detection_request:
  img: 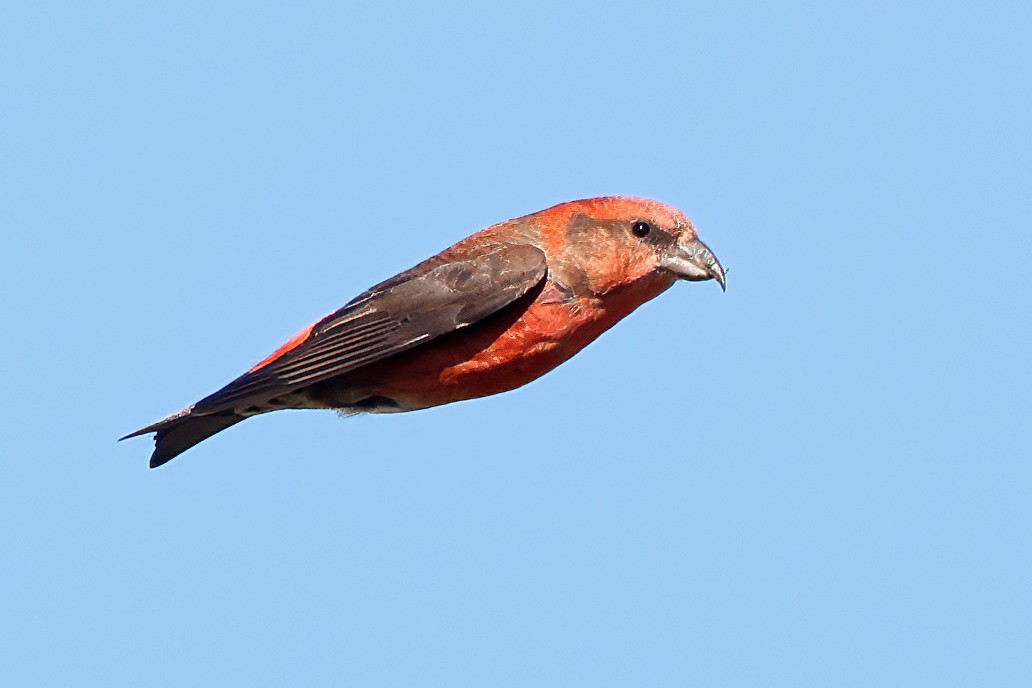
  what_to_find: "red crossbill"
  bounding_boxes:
[124,197,725,467]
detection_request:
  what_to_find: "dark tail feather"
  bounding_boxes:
[121,409,246,468]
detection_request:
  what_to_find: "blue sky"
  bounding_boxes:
[2,1,1029,685]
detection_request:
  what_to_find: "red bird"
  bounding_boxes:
[124,197,725,467]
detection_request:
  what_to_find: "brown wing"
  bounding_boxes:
[191,242,547,415]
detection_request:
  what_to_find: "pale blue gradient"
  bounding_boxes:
[2,2,1029,686]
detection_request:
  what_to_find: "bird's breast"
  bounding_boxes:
[337,275,673,410]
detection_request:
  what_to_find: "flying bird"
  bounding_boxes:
[124,197,725,467]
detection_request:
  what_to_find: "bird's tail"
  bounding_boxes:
[121,408,246,468]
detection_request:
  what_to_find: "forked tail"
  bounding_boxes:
[121,409,246,468]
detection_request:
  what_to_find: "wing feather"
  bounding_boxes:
[191,243,547,414]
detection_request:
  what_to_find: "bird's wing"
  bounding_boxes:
[191,243,547,415]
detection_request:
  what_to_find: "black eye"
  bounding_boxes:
[632,221,651,238]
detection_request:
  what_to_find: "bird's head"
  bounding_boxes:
[534,197,726,296]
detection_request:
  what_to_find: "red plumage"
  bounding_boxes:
[124,197,725,467]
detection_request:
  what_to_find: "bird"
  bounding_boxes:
[123,196,725,468]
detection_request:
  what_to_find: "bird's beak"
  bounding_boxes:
[660,236,726,291]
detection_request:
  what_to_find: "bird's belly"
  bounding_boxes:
[313,275,673,413]
[333,300,603,411]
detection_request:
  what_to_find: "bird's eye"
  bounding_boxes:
[632,221,651,238]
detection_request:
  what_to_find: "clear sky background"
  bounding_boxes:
[2,2,1029,686]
